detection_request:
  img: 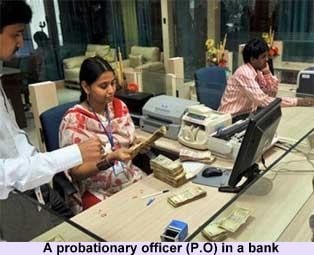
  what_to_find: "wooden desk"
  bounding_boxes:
[136,107,314,157]
[191,148,314,241]
[1,67,27,128]
[34,107,314,241]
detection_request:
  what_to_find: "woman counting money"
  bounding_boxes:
[59,56,149,213]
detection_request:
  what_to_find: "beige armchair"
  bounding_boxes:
[63,44,116,84]
[122,46,164,72]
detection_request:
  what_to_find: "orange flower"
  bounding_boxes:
[268,46,279,58]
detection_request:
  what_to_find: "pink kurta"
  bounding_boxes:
[59,98,144,212]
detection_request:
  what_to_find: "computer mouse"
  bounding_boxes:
[201,167,223,178]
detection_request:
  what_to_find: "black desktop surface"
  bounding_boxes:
[115,91,153,115]
[115,91,154,126]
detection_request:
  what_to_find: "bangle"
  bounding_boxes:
[96,154,114,171]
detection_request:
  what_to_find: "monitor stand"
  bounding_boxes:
[218,163,261,193]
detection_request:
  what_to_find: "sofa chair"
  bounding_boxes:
[122,46,164,72]
[63,44,116,85]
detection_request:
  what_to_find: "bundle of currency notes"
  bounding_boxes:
[179,148,215,164]
[167,186,207,207]
[201,222,228,241]
[202,206,252,241]
[130,126,166,158]
[150,154,187,187]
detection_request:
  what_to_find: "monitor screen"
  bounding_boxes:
[228,98,282,188]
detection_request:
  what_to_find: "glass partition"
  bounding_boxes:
[188,128,314,242]
[0,191,104,241]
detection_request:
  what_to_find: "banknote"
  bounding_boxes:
[130,126,167,157]
[219,206,251,233]
[202,222,228,241]
[167,186,206,207]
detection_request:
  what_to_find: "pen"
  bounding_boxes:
[142,189,170,199]
[146,198,155,206]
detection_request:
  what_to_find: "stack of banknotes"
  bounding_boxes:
[167,186,207,207]
[179,148,215,165]
[202,206,252,241]
[150,154,187,187]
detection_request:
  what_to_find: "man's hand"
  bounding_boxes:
[297,97,314,107]
[261,62,271,75]
[78,138,104,162]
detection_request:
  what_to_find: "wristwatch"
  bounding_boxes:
[96,154,114,171]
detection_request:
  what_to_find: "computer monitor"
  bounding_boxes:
[219,98,282,193]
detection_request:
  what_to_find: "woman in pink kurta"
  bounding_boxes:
[59,56,145,213]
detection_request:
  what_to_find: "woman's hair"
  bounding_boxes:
[0,0,32,32]
[79,56,115,102]
[242,38,269,63]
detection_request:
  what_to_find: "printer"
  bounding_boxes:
[297,67,314,96]
[140,95,199,139]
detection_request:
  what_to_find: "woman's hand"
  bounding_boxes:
[107,148,132,163]
[133,138,151,154]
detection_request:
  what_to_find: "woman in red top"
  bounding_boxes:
[59,56,146,213]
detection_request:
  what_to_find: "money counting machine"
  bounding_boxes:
[178,104,232,150]
[140,95,199,139]
[207,119,249,160]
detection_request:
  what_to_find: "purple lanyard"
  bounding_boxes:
[90,105,114,150]
[96,109,115,149]
[88,102,127,177]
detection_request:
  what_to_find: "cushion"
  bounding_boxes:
[128,54,143,68]
[96,46,110,56]
[130,46,160,62]
[100,48,115,63]
[85,51,95,57]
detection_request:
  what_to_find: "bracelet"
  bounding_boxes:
[96,154,114,171]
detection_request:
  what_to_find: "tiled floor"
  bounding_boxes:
[23,87,80,149]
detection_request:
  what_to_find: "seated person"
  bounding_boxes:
[218,38,314,120]
[59,56,146,213]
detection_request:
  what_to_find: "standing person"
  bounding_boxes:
[218,38,314,121]
[0,1,106,208]
[59,56,146,213]
[0,0,107,241]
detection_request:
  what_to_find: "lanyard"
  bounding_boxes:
[89,102,125,176]
[0,85,9,112]
[95,108,115,150]
[87,101,114,149]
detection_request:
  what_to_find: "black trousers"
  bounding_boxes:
[0,184,73,241]
[24,184,73,218]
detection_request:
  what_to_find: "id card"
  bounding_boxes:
[113,161,125,176]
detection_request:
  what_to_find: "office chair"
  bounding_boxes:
[194,66,227,110]
[40,101,77,199]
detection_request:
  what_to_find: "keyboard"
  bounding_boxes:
[213,119,249,141]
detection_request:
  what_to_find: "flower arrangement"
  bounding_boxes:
[262,27,279,58]
[205,34,228,68]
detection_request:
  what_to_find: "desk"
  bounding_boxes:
[34,107,314,241]
[191,144,314,241]
[1,67,26,128]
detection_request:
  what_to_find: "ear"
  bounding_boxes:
[81,81,90,95]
